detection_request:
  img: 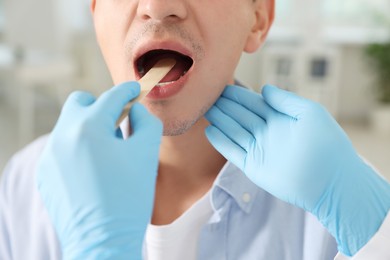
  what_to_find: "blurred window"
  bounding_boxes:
[310,58,328,79]
[276,57,292,77]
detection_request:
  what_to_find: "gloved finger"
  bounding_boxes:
[205,106,254,153]
[129,103,163,142]
[205,125,246,171]
[67,91,96,107]
[94,81,141,125]
[59,91,96,117]
[215,97,267,137]
[261,85,309,119]
[222,85,276,121]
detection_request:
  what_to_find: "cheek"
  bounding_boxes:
[204,0,252,38]
[93,6,135,84]
[96,34,132,84]
[201,6,252,73]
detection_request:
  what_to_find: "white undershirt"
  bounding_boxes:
[144,192,213,260]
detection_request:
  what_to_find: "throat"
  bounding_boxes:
[159,118,227,181]
[152,164,216,225]
[137,49,193,83]
[153,120,226,225]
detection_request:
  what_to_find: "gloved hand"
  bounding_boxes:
[205,84,390,256]
[36,82,162,260]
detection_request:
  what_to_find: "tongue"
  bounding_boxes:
[143,53,189,83]
[159,62,187,83]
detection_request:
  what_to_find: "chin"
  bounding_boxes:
[163,128,186,137]
[149,97,214,136]
[161,115,201,136]
[162,120,194,136]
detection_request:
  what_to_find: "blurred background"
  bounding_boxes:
[0,0,389,179]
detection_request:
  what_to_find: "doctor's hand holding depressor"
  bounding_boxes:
[205,85,390,257]
[35,82,163,260]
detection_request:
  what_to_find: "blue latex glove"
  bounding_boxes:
[205,85,390,256]
[36,82,162,259]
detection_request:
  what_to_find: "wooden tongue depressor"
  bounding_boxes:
[116,58,176,127]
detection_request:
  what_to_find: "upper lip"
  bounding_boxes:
[133,40,194,80]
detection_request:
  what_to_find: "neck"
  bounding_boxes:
[152,117,226,225]
[159,117,226,181]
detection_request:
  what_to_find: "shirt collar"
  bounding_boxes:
[210,161,260,214]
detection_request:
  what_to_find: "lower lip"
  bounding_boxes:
[145,70,190,100]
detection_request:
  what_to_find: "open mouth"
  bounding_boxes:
[136,49,193,86]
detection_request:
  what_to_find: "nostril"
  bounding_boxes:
[137,2,187,21]
[140,14,152,21]
[139,14,178,21]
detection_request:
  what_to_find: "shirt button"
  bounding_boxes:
[242,192,251,203]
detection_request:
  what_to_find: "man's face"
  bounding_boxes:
[92,0,274,136]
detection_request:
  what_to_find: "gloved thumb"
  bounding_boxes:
[261,85,309,119]
[129,103,163,141]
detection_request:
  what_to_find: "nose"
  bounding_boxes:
[137,0,187,22]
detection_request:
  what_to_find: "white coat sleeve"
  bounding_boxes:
[0,135,62,260]
[334,210,390,260]
[0,159,15,260]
